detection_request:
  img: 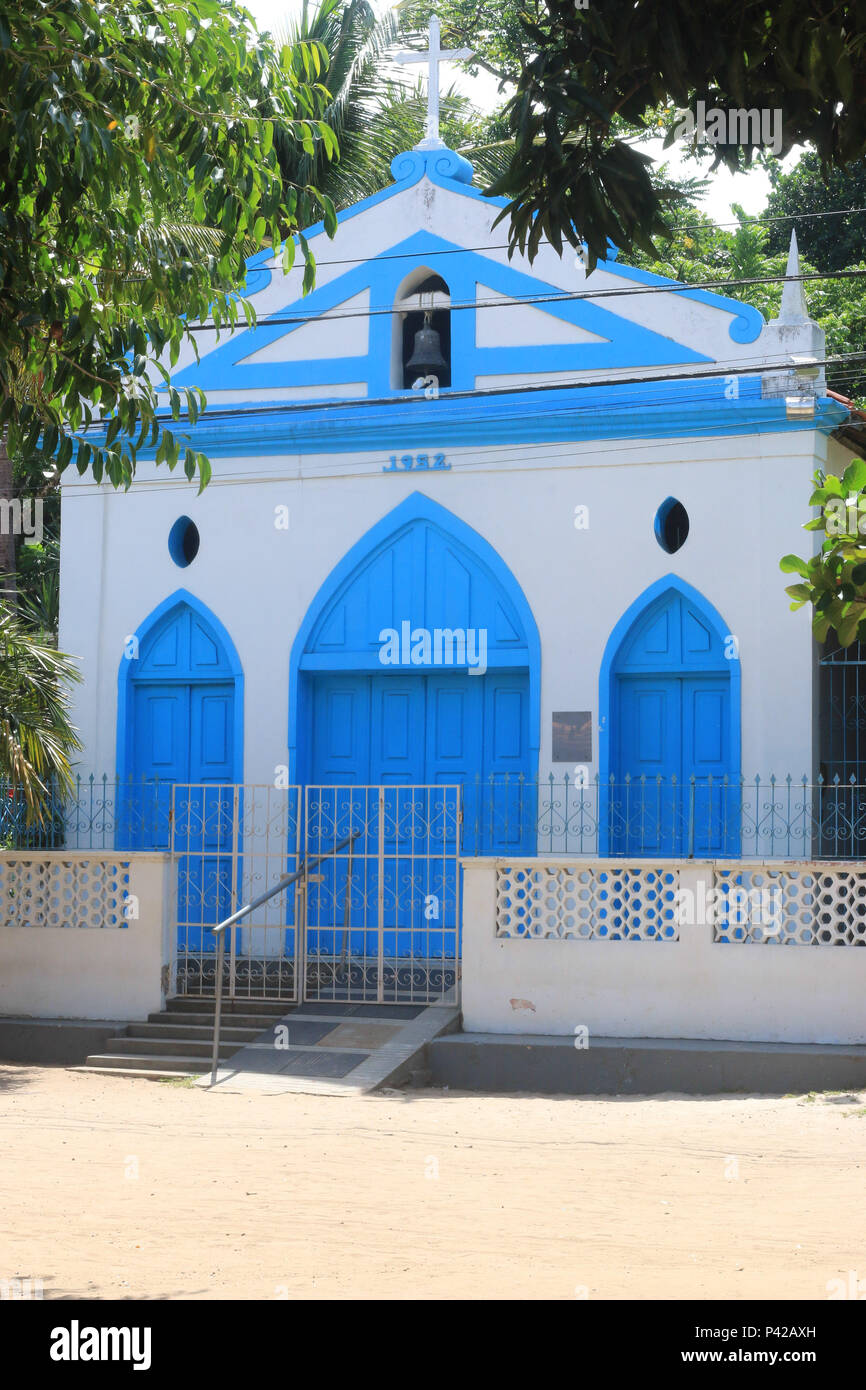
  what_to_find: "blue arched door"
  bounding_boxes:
[291,495,540,956]
[119,593,242,952]
[604,580,741,856]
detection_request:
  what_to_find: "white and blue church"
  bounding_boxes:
[57,44,866,1015]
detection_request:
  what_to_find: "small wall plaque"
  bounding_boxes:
[552,711,592,763]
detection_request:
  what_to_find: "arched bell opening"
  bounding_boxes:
[391,266,451,389]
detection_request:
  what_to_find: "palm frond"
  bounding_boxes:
[270,0,400,200]
[0,603,81,817]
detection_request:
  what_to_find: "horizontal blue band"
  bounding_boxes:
[115,379,848,459]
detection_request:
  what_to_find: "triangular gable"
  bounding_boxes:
[475,287,608,347]
[168,229,714,401]
[241,290,370,365]
[463,248,712,377]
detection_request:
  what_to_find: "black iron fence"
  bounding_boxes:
[4,772,866,860]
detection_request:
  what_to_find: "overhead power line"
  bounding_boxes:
[60,429,849,499]
[277,203,866,271]
[181,265,866,334]
[72,202,866,282]
[92,346,866,435]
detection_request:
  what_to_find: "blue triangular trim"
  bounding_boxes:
[598,260,765,343]
[169,229,713,398]
[161,144,764,395]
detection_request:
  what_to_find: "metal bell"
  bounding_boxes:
[406,311,447,375]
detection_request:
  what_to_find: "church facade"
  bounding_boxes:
[52,125,866,1046]
[60,141,858,848]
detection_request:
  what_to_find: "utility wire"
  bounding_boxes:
[289,203,866,270]
[60,422,858,498]
[93,202,866,281]
[132,347,866,429]
[182,265,866,333]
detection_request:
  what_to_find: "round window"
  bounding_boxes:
[654,497,689,554]
[168,516,200,568]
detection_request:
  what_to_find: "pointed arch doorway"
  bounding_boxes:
[290,494,540,966]
[291,494,540,843]
[117,590,243,958]
[600,577,741,856]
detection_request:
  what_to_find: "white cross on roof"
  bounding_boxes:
[394,15,473,150]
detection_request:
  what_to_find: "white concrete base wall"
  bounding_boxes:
[462,861,866,1045]
[0,854,175,1021]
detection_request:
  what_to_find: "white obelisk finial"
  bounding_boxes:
[394,15,472,150]
[776,228,811,324]
[760,226,826,400]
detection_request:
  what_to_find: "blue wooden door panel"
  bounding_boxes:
[307,669,532,956]
[303,510,530,672]
[307,673,368,950]
[426,674,481,859]
[190,686,234,779]
[127,602,240,962]
[131,684,189,848]
[482,674,533,855]
[310,675,370,786]
[181,685,236,953]
[424,676,481,953]
[370,676,426,785]
[308,675,372,956]
[682,677,739,855]
[188,686,236,860]
[617,677,682,855]
[610,586,739,858]
[370,677,427,956]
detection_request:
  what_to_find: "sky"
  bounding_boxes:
[245,0,802,229]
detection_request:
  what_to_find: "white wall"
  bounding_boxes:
[461,859,866,1045]
[0,854,174,1021]
[59,426,826,792]
[56,158,838,793]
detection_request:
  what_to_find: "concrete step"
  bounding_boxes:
[103,1036,241,1060]
[74,1000,286,1079]
[147,1010,283,1031]
[165,997,289,1017]
[130,1022,262,1043]
[82,1053,207,1075]
[70,1066,196,1082]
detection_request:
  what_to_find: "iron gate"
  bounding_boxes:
[819,636,866,856]
[170,783,461,1005]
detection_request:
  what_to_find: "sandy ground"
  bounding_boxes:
[0,1065,864,1301]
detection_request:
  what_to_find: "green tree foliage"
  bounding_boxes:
[270,0,399,209]
[327,77,513,200]
[269,0,512,207]
[0,0,339,491]
[782,461,866,648]
[765,153,866,274]
[485,0,866,267]
[399,0,539,86]
[624,206,866,404]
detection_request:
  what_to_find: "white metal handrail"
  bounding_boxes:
[207,833,357,1085]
